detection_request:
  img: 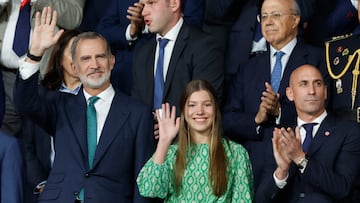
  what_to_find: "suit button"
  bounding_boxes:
[85,173,90,177]
[299,193,305,198]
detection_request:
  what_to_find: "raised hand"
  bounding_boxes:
[28,7,64,58]
[126,2,145,38]
[153,103,180,164]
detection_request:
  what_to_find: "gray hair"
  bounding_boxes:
[70,32,112,62]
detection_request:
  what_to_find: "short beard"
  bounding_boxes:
[79,71,111,89]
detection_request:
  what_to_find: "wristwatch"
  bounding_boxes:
[297,157,308,170]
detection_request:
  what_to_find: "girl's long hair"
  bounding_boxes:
[174,80,228,197]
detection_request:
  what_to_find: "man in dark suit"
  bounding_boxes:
[97,0,206,95]
[131,0,223,115]
[256,64,360,203]
[222,0,325,190]
[14,8,155,203]
[0,131,24,203]
[214,0,317,94]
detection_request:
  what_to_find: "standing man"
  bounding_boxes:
[256,64,360,203]
[131,0,224,114]
[14,7,155,203]
[222,0,325,190]
[0,0,85,137]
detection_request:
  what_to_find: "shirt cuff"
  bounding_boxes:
[351,0,358,9]
[273,171,288,189]
[19,57,40,80]
[126,24,138,42]
[275,107,282,124]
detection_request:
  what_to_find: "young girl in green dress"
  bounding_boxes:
[137,80,254,202]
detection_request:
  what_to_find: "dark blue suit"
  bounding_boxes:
[256,114,360,203]
[0,131,24,203]
[131,22,224,113]
[14,73,155,203]
[222,39,325,189]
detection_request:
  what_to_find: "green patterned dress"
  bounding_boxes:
[137,139,254,202]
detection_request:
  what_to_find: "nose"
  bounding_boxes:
[308,84,316,95]
[142,4,148,16]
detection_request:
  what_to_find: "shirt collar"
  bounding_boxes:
[297,110,328,127]
[59,83,82,95]
[270,37,297,57]
[83,84,115,103]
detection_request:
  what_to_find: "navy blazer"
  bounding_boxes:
[256,114,360,203]
[222,39,325,189]
[131,22,224,112]
[0,131,24,203]
[14,73,155,203]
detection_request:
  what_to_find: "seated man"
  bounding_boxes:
[256,64,360,203]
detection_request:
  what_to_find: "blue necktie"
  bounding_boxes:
[13,1,31,57]
[302,123,317,154]
[87,96,99,168]
[271,51,285,92]
[153,38,169,109]
[79,96,99,201]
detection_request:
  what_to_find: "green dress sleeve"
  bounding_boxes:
[226,140,254,203]
[136,145,177,199]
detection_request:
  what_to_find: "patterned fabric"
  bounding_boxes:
[137,139,254,202]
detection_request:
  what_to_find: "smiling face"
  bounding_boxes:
[73,37,114,93]
[260,0,300,50]
[286,65,327,121]
[184,90,214,142]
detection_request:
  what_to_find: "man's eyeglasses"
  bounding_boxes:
[257,11,297,23]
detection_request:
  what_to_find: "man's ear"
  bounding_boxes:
[170,0,180,11]
[286,87,294,101]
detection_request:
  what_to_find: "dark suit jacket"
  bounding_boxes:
[222,39,325,189]
[256,114,360,203]
[21,87,60,203]
[131,22,224,112]
[14,73,155,203]
[0,131,24,203]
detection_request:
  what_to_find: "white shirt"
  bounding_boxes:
[269,38,297,78]
[83,86,115,144]
[351,0,358,9]
[154,18,183,79]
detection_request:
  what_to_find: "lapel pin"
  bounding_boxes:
[325,131,330,136]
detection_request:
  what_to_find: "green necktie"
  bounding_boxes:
[79,96,99,201]
[87,96,99,168]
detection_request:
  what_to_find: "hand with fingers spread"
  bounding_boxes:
[126,2,145,38]
[28,7,64,60]
[153,103,180,164]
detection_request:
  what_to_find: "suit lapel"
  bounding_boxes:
[64,90,88,162]
[163,24,189,98]
[92,93,130,168]
[308,115,335,155]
